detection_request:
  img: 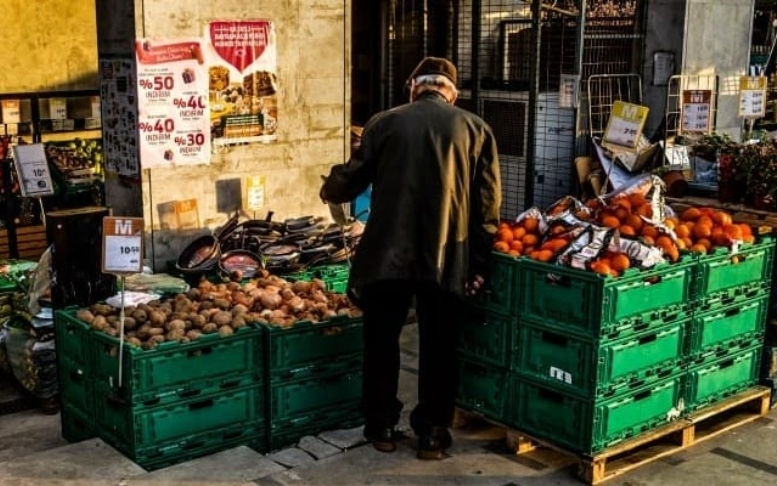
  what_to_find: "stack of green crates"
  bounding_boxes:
[456,252,521,422]
[55,309,265,470]
[260,315,364,450]
[510,255,694,454]
[684,237,775,412]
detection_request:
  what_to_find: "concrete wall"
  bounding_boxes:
[97,0,352,270]
[682,0,754,141]
[0,0,98,92]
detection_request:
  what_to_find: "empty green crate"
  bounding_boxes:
[467,251,522,316]
[687,297,768,359]
[685,345,761,412]
[262,316,363,382]
[510,375,685,454]
[455,357,511,423]
[54,310,92,366]
[95,382,263,455]
[267,404,363,451]
[693,237,775,301]
[517,319,685,398]
[58,357,94,416]
[269,370,362,423]
[91,325,263,404]
[518,257,694,337]
[127,424,265,471]
[457,307,518,368]
[61,400,96,443]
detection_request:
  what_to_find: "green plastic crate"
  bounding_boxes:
[518,256,694,337]
[687,297,768,359]
[126,424,264,471]
[517,319,685,398]
[60,400,96,443]
[54,310,92,366]
[90,324,263,406]
[262,316,363,382]
[267,404,363,451]
[510,374,685,454]
[269,370,362,423]
[685,345,761,412]
[95,382,263,455]
[467,251,522,317]
[693,237,775,302]
[455,357,511,423]
[58,357,94,416]
[457,307,518,368]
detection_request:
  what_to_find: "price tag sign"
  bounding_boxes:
[174,199,199,229]
[1,99,21,124]
[603,101,649,149]
[12,144,54,197]
[681,90,712,133]
[246,175,266,210]
[48,98,68,120]
[102,217,145,275]
[738,76,767,118]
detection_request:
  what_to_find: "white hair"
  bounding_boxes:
[410,74,458,103]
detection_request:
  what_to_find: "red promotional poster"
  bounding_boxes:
[135,38,212,168]
[204,20,279,145]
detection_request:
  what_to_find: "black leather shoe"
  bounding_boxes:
[364,426,398,453]
[416,427,452,460]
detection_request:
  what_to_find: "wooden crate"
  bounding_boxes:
[0,225,47,261]
[455,386,771,485]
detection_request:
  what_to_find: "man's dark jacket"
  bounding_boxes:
[321,91,502,303]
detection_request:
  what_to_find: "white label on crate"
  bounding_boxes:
[550,366,573,384]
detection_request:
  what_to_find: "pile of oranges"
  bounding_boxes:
[671,206,754,254]
[493,217,545,260]
[589,250,632,277]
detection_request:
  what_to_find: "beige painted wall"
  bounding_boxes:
[0,0,98,92]
[130,0,352,269]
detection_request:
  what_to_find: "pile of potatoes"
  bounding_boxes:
[75,272,362,350]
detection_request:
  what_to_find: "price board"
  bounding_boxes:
[681,90,712,133]
[738,76,767,118]
[12,144,55,197]
[102,217,144,275]
[603,101,649,149]
[246,175,266,210]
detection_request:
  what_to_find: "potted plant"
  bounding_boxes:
[743,139,777,211]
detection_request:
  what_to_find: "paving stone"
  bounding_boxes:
[297,435,341,460]
[133,446,285,482]
[318,426,368,450]
[267,447,316,468]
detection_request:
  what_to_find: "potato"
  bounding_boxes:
[186,288,201,301]
[166,329,186,342]
[189,313,207,328]
[211,311,233,327]
[202,323,218,334]
[218,325,234,337]
[291,280,311,294]
[231,315,247,329]
[186,330,203,341]
[148,311,166,327]
[127,337,142,347]
[232,304,249,315]
[76,309,95,324]
[165,319,187,332]
[147,327,165,336]
[90,315,108,331]
[213,298,232,311]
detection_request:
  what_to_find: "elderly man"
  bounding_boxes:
[320,57,501,459]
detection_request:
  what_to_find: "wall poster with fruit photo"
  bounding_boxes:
[204,20,279,146]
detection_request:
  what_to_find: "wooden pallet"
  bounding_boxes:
[0,225,47,261]
[457,386,771,485]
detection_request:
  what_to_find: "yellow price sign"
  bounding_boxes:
[603,101,649,149]
[738,76,767,118]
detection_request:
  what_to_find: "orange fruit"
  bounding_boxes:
[712,211,733,227]
[497,228,513,243]
[512,226,527,240]
[641,225,658,239]
[550,224,566,235]
[681,237,694,249]
[710,227,728,247]
[697,238,712,251]
[611,197,632,212]
[723,224,743,241]
[655,235,674,251]
[523,217,539,233]
[743,234,756,244]
[675,238,687,250]
[681,207,702,221]
[510,240,524,253]
[499,221,511,231]
[697,215,713,228]
[494,241,510,253]
[690,243,708,254]
[740,224,753,236]
[665,216,679,229]
[534,249,554,262]
[600,215,621,229]
[642,235,655,246]
[674,224,691,239]
[619,225,637,237]
[590,260,613,277]
[666,245,680,262]
[523,246,535,254]
[693,222,712,239]
[628,193,647,208]
[508,249,521,257]
[625,214,644,232]
[541,238,569,253]
[610,254,631,272]
[522,234,539,248]
[635,203,653,218]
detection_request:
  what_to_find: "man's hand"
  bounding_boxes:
[466,275,484,296]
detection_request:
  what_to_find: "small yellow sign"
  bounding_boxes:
[246,176,266,211]
[603,101,649,149]
[738,76,768,118]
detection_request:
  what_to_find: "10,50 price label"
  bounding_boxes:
[102,217,145,275]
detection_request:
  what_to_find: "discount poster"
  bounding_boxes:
[204,20,279,145]
[135,38,212,167]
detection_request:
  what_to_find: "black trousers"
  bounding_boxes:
[359,280,462,434]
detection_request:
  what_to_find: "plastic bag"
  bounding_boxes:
[5,316,57,399]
